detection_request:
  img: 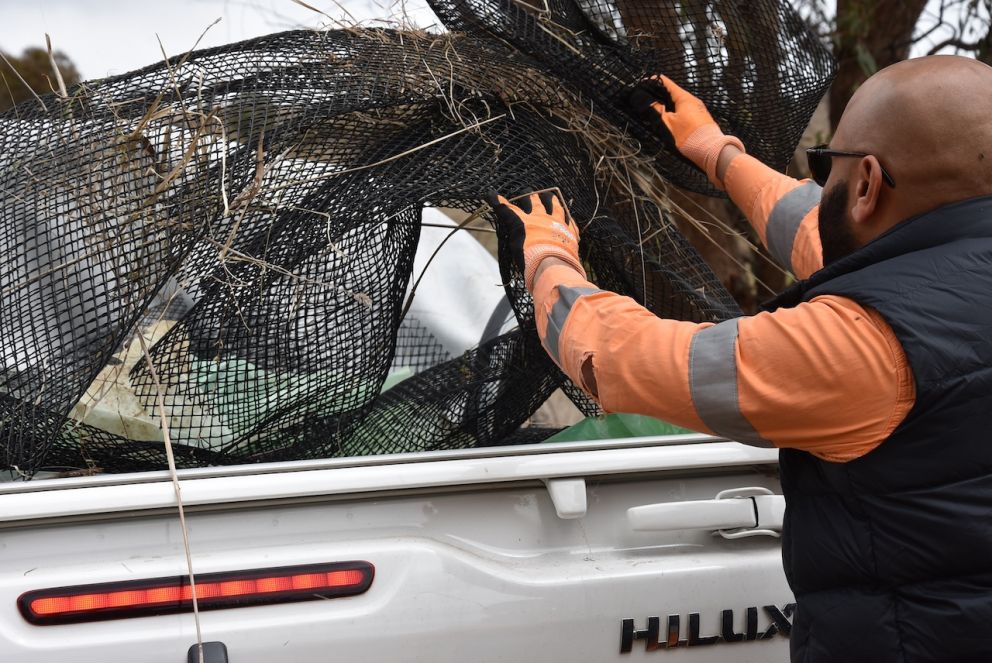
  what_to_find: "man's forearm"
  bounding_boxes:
[718,146,824,278]
[530,258,912,461]
[530,258,715,434]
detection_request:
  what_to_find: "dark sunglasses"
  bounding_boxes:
[806,144,896,189]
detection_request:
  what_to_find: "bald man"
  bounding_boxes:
[488,55,992,662]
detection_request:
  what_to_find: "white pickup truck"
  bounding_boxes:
[0,131,795,663]
[0,433,794,662]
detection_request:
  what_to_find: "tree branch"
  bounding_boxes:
[926,35,984,56]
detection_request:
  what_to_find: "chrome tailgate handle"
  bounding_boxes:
[627,487,784,538]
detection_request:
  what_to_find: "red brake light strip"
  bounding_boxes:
[19,561,374,625]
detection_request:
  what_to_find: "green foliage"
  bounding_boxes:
[0,47,82,112]
[854,42,878,76]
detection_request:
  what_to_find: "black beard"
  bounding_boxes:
[818,181,859,266]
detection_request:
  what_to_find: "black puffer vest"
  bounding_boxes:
[764,195,992,663]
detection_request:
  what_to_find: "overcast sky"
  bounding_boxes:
[0,0,440,79]
[0,0,982,82]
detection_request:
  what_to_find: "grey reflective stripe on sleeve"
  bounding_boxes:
[688,319,773,447]
[543,286,602,365]
[766,180,822,272]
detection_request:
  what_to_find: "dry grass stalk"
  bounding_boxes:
[44,34,68,99]
[135,328,205,662]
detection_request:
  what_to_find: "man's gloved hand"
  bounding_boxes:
[486,190,585,292]
[629,75,745,189]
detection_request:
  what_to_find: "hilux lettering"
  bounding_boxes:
[620,604,796,653]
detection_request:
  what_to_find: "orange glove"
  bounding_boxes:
[629,75,745,189]
[487,190,585,292]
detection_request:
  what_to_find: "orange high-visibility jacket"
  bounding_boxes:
[536,154,915,461]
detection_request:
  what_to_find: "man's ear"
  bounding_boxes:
[850,155,883,226]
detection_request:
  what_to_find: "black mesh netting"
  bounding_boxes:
[0,1,834,475]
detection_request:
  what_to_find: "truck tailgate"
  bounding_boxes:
[0,439,793,662]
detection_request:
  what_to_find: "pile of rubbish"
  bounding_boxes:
[0,0,834,475]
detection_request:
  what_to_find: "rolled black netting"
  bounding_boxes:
[0,2,834,475]
[430,0,835,194]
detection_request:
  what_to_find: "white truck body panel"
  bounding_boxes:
[0,436,794,662]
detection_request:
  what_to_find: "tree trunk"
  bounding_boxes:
[976,19,992,66]
[829,0,928,130]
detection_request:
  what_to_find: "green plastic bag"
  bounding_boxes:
[545,413,692,443]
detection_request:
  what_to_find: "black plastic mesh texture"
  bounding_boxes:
[430,0,836,194]
[0,2,834,475]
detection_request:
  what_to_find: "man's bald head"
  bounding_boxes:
[821,56,992,255]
